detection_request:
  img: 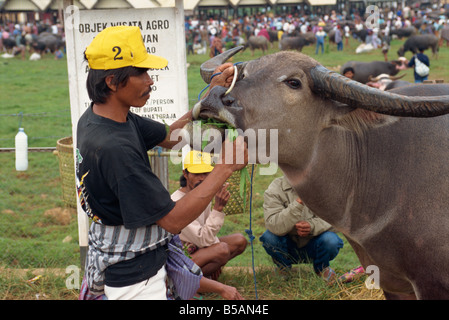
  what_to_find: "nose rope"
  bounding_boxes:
[245,163,258,300]
[197,72,219,101]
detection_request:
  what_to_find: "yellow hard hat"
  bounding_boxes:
[85,26,168,70]
[183,151,214,173]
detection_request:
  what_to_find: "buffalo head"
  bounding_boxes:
[196,46,449,120]
[191,46,449,166]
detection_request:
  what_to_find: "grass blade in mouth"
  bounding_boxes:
[197,118,235,150]
[197,118,250,213]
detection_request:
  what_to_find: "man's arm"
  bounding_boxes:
[157,137,247,234]
[263,183,307,236]
[157,109,192,150]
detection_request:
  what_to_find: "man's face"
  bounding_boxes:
[115,71,154,108]
[344,71,354,79]
[184,170,210,191]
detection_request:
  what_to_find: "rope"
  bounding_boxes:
[197,72,222,101]
[196,62,259,299]
[153,146,163,157]
[245,164,258,299]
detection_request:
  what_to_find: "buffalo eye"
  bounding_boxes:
[285,78,302,89]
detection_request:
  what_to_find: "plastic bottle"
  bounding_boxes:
[15,127,28,171]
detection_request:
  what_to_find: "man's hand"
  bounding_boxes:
[216,135,248,173]
[210,63,234,88]
[295,221,311,237]
[218,284,245,300]
[213,183,230,212]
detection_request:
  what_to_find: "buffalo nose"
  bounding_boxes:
[222,92,235,106]
[201,86,228,111]
[208,85,235,106]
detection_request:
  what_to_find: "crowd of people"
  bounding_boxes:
[184,4,449,57]
[2,4,449,60]
[0,20,64,60]
[183,5,447,85]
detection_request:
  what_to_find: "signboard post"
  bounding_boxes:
[64,1,188,268]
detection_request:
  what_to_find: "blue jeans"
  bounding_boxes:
[337,41,343,51]
[315,41,324,54]
[414,75,428,83]
[259,230,343,273]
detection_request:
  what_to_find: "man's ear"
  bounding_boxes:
[105,75,117,92]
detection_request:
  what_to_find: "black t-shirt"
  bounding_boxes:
[76,105,175,229]
[76,105,176,287]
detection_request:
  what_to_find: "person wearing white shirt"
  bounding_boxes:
[171,151,248,280]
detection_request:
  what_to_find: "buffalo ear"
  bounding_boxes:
[329,109,398,134]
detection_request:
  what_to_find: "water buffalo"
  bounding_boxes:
[397,34,439,58]
[280,35,314,52]
[31,32,64,54]
[352,28,368,42]
[1,38,16,51]
[390,26,417,39]
[193,47,449,299]
[243,35,268,56]
[340,60,408,84]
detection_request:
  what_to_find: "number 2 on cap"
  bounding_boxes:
[112,46,123,60]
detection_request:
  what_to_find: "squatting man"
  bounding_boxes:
[260,176,344,283]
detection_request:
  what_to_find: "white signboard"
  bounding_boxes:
[64,3,187,262]
[65,6,188,127]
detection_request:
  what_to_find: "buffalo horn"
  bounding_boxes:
[200,46,246,84]
[388,73,407,81]
[369,73,406,82]
[311,65,449,117]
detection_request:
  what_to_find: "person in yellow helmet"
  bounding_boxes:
[171,150,248,282]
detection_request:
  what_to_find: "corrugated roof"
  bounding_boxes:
[3,0,39,10]
[0,0,335,12]
[307,0,336,5]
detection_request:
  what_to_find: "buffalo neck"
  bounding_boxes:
[279,117,421,236]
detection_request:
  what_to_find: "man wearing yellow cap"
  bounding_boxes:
[76,26,247,300]
[171,151,247,281]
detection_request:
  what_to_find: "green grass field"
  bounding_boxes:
[1,36,448,300]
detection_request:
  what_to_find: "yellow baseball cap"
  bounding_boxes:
[183,151,214,174]
[85,26,168,70]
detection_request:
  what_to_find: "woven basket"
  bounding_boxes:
[55,137,77,208]
[214,165,255,215]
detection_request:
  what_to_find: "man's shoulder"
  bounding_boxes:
[267,176,282,188]
[266,176,293,196]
